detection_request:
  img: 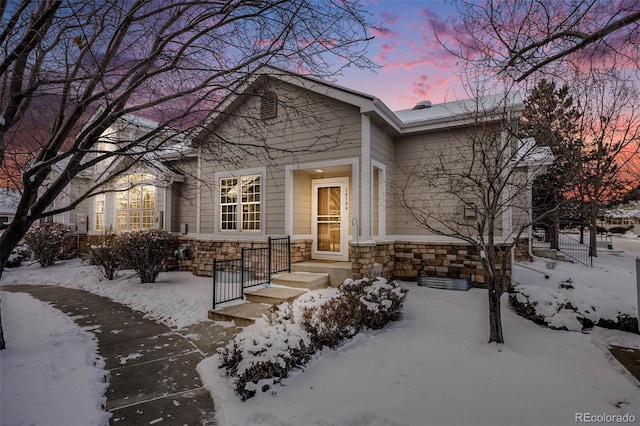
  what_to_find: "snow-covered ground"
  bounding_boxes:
[0,291,110,426]
[2,249,640,426]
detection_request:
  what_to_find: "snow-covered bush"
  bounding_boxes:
[6,243,32,268]
[341,277,409,330]
[219,301,316,400]
[219,278,408,400]
[115,230,178,283]
[89,232,120,280]
[510,284,638,334]
[24,222,71,267]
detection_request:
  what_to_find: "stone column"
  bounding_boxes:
[350,242,376,280]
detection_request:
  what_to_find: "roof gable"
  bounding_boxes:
[191,65,525,142]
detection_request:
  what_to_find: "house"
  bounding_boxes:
[0,188,21,229]
[71,66,547,284]
[600,202,640,234]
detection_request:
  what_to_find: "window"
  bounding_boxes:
[115,173,156,231]
[219,174,261,232]
[94,194,105,232]
[260,91,277,120]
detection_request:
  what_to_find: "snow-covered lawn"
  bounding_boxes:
[2,251,640,426]
[513,251,638,331]
[0,291,110,426]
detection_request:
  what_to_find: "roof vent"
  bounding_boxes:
[412,100,432,110]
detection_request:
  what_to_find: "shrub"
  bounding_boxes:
[6,243,32,268]
[115,229,178,283]
[341,278,408,330]
[24,222,71,267]
[90,232,121,280]
[219,278,408,400]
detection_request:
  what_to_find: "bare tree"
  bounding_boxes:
[396,93,553,344]
[0,0,375,349]
[453,0,640,83]
[567,70,640,256]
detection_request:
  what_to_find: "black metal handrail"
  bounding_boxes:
[531,228,592,267]
[557,232,592,267]
[212,258,243,308]
[212,236,291,309]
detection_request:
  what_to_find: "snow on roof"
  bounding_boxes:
[393,92,523,124]
[605,201,640,219]
[0,188,21,213]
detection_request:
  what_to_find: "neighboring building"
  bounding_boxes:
[600,202,640,234]
[0,188,21,229]
[65,66,549,283]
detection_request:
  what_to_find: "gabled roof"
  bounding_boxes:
[92,114,191,184]
[192,65,525,141]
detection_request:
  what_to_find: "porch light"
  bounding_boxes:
[315,169,324,173]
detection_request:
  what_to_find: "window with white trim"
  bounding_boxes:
[219,174,261,231]
[94,194,105,232]
[115,173,156,231]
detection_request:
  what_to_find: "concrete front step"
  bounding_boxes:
[244,286,307,305]
[291,261,353,287]
[271,271,329,290]
[208,302,273,327]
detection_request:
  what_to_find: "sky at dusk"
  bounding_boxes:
[337,1,464,111]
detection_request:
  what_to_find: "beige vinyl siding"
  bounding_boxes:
[370,121,394,237]
[198,79,362,236]
[393,127,483,237]
[511,168,532,236]
[172,178,197,233]
[370,121,394,164]
[292,171,311,234]
[392,125,513,238]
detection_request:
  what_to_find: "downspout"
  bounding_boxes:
[196,146,202,235]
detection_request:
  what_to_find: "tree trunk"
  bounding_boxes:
[551,210,560,250]
[0,212,37,351]
[488,282,504,344]
[589,203,598,258]
[0,299,4,350]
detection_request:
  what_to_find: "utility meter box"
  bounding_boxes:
[76,214,87,235]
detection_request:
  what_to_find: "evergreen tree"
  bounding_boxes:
[522,79,582,249]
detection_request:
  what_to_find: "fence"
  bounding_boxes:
[212,236,291,309]
[532,228,592,267]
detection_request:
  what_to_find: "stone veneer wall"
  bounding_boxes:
[514,237,532,262]
[392,241,512,285]
[80,235,312,277]
[81,234,526,285]
[171,238,312,277]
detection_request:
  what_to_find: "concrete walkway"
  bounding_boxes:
[1,284,242,426]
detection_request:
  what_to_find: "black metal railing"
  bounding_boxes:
[212,236,291,309]
[531,228,592,267]
[212,258,244,307]
[557,232,592,267]
[269,236,291,276]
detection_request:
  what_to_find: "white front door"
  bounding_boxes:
[311,177,349,261]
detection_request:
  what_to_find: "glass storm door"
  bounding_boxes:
[312,177,348,261]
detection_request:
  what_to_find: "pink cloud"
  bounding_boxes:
[380,12,398,25]
[370,26,397,39]
[411,74,450,99]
